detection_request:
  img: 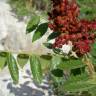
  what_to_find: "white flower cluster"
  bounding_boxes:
[61,43,72,54]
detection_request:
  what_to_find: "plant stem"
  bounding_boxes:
[0,50,27,55]
[84,54,95,78]
[0,50,52,57]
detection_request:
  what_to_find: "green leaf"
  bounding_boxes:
[58,57,85,70]
[43,43,53,49]
[91,43,96,57]
[47,32,61,41]
[89,85,96,96]
[7,53,19,84]
[51,69,63,77]
[53,48,61,54]
[30,55,43,84]
[71,67,85,76]
[60,73,96,93]
[17,54,29,68]
[90,43,96,65]
[51,72,64,84]
[32,23,48,42]
[92,56,96,65]
[0,52,8,70]
[39,55,52,72]
[51,55,62,70]
[26,15,40,33]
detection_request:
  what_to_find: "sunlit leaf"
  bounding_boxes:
[17,54,29,68]
[51,55,62,70]
[32,23,48,42]
[43,43,53,49]
[26,15,40,33]
[30,55,43,84]
[7,53,19,84]
[0,52,8,70]
[58,57,85,70]
[60,73,96,92]
[91,43,96,57]
[47,32,61,41]
[39,55,52,73]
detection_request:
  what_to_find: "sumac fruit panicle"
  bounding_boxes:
[48,0,96,55]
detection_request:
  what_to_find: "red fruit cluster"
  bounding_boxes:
[48,0,96,55]
[75,41,91,55]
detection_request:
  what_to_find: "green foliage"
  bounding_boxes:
[0,52,8,70]
[78,0,96,20]
[7,53,19,84]
[90,43,96,66]
[51,69,63,77]
[26,15,48,42]
[0,50,52,84]
[89,85,96,96]
[47,32,61,41]
[32,23,48,42]
[62,73,90,92]
[91,43,96,57]
[52,48,62,54]
[57,57,85,70]
[51,55,62,69]
[17,54,29,68]
[26,15,40,33]
[8,0,51,17]
[0,50,96,95]
[30,55,43,84]
[8,0,30,17]
[59,73,96,96]
[0,52,52,84]
[39,54,52,72]
[43,43,53,49]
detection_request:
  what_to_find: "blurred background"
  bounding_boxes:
[8,0,96,20]
[0,0,96,96]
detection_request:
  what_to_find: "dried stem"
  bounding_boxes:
[83,54,95,78]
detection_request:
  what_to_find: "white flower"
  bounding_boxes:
[61,41,73,54]
[61,44,72,54]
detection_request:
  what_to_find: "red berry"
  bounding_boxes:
[77,33,82,39]
[71,34,76,40]
[48,0,96,55]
